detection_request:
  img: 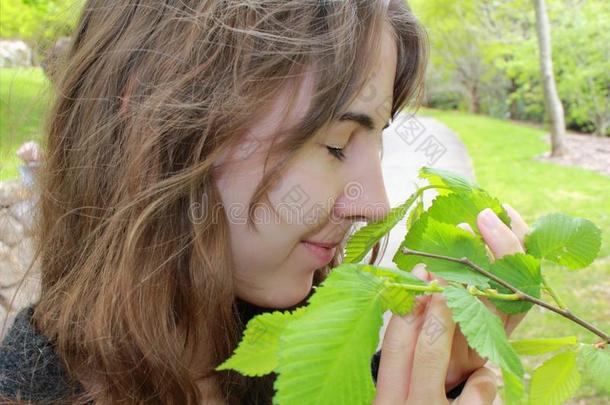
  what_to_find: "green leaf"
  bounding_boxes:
[394,215,492,287]
[350,264,425,316]
[419,166,479,195]
[524,213,602,269]
[273,264,385,405]
[510,336,578,356]
[356,264,428,286]
[344,191,419,263]
[380,283,418,316]
[488,253,542,314]
[406,195,424,230]
[501,368,525,405]
[529,351,581,405]
[443,285,524,377]
[215,307,307,376]
[580,344,610,392]
[425,190,511,234]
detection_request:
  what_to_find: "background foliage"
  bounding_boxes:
[411,0,610,136]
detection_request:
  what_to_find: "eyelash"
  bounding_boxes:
[326,145,346,161]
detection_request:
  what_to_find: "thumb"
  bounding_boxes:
[451,366,498,405]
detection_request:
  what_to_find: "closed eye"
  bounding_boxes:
[326,145,346,161]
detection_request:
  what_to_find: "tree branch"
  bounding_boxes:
[401,247,610,344]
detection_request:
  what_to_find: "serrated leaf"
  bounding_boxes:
[529,351,581,405]
[356,264,428,286]
[215,307,307,376]
[525,213,602,269]
[380,283,418,316]
[273,264,385,405]
[510,336,578,356]
[419,166,479,195]
[425,190,511,234]
[443,285,524,377]
[580,344,610,392]
[348,264,424,316]
[406,196,424,230]
[344,191,419,263]
[488,253,542,314]
[502,368,525,405]
[394,215,491,287]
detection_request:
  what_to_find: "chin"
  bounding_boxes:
[239,273,315,310]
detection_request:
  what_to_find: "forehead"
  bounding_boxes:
[345,26,398,130]
[245,23,398,145]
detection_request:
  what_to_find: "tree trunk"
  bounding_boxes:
[533,0,567,156]
[470,84,481,114]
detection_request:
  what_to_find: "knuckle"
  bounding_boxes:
[470,369,498,401]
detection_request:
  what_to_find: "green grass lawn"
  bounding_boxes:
[0,67,51,180]
[421,108,610,403]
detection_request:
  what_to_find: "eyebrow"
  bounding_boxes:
[339,111,391,131]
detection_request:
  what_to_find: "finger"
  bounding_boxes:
[446,326,484,391]
[457,222,474,234]
[477,208,524,260]
[375,299,428,403]
[504,311,527,337]
[452,366,498,405]
[408,292,456,402]
[458,221,496,259]
[412,263,432,308]
[502,203,529,249]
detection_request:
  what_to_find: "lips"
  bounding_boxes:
[300,240,338,265]
[302,240,340,249]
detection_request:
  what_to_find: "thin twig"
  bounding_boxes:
[401,247,610,344]
[541,274,567,309]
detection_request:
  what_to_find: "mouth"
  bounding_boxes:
[300,240,338,265]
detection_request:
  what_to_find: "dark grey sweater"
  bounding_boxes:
[0,304,88,404]
[0,305,464,403]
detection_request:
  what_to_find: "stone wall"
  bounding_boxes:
[0,180,41,340]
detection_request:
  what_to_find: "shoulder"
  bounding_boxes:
[0,304,86,403]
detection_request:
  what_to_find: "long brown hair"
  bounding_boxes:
[18,1,428,403]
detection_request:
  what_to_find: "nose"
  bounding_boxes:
[332,156,391,224]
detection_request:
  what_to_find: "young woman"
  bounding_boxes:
[0,1,531,404]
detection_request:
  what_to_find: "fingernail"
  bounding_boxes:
[457,222,474,234]
[412,264,429,281]
[479,208,502,230]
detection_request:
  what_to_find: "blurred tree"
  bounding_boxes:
[532,0,567,156]
[411,0,609,137]
[0,0,83,64]
[553,2,610,136]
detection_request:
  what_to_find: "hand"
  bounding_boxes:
[442,203,531,391]
[373,284,497,404]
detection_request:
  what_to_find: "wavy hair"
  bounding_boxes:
[18,0,428,403]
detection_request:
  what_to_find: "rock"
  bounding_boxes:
[0,209,24,246]
[0,240,10,257]
[11,237,39,273]
[0,242,22,285]
[0,181,29,207]
[9,199,38,232]
[0,39,33,68]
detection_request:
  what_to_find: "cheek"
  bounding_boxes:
[267,154,339,233]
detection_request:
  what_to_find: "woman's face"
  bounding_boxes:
[214,27,397,309]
